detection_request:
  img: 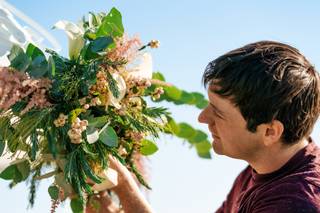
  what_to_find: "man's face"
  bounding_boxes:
[198,86,263,161]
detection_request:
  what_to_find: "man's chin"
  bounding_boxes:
[212,141,223,155]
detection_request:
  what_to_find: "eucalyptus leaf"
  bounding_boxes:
[99,126,118,147]
[85,36,113,60]
[27,55,48,77]
[87,116,108,128]
[89,36,113,53]
[8,45,31,72]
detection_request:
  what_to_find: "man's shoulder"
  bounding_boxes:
[252,174,320,212]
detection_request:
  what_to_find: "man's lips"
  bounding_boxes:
[211,134,220,140]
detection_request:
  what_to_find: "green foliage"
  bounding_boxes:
[0,160,30,183]
[106,71,120,98]
[0,135,5,156]
[30,130,39,161]
[8,44,50,77]
[0,7,213,211]
[140,139,158,156]
[96,7,124,38]
[151,72,209,109]
[70,198,83,213]
[99,126,118,147]
[48,185,59,200]
[195,141,212,159]
[84,36,113,60]
[8,45,31,72]
[142,107,170,118]
[165,118,211,158]
[87,115,108,128]
[176,122,196,138]
[25,43,48,77]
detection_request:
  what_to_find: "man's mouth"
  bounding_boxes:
[212,134,220,140]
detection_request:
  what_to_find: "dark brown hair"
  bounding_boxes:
[203,41,320,144]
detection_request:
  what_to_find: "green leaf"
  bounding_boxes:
[47,56,56,78]
[79,149,101,184]
[196,99,209,109]
[180,91,195,104]
[176,122,196,139]
[46,127,57,158]
[164,86,182,101]
[0,164,17,180]
[26,44,49,78]
[165,117,180,135]
[26,55,48,78]
[0,135,5,156]
[192,92,208,109]
[48,185,59,200]
[99,126,118,147]
[85,36,113,60]
[70,198,83,213]
[16,160,30,181]
[152,72,166,81]
[140,139,158,156]
[195,141,212,159]
[0,160,30,182]
[106,71,120,98]
[30,131,38,161]
[189,130,208,144]
[96,7,124,38]
[11,101,27,114]
[89,36,113,53]
[26,43,44,59]
[8,45,31,72]
[70,108,86,123]
[87,116,108,128]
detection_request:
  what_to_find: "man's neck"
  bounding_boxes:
[248,138,309,174]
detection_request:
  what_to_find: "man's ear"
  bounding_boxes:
[260,120,284,147]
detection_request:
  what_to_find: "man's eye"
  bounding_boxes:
[212,109,223,119]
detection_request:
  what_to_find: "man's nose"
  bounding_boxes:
[198,109,207,124]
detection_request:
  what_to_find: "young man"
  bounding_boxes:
[198,41,320,212]
[87,41,320,213]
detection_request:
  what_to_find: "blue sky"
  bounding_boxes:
[1,0,320,212]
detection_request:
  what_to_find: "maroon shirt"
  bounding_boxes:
[216,138,320,213]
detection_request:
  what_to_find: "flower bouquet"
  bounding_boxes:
[0,7,211,212]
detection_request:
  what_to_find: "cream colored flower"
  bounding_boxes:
[54,20,85,59]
